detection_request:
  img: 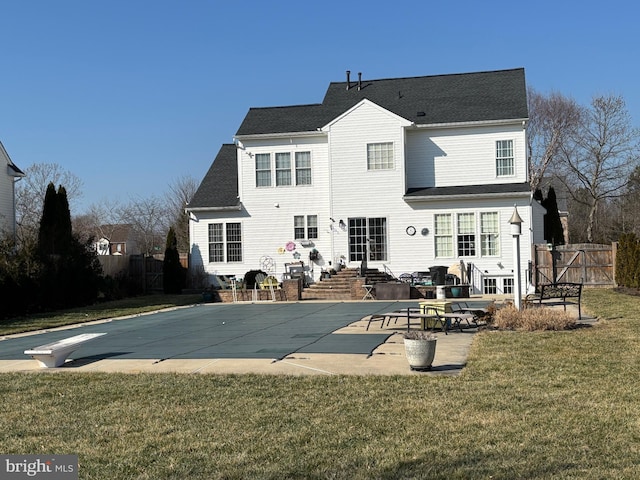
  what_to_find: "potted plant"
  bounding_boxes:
[403,330,437,371]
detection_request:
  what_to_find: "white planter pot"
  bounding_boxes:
[404,338,437,371]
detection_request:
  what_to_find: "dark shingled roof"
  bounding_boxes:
[188,144,239,209]
[236,68,527,136]
[95,224,133,243]
[405,182,532,199]
[194,70,530,210]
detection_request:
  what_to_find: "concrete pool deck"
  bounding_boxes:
[0,299,587,376]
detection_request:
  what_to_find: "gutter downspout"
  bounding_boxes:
[12,176,23,241]
[327,128,335,269]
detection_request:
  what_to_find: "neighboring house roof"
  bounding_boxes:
[96,224,133,243]
[187,144,239,210]
[236,68,527,136]
[405,182,532,200]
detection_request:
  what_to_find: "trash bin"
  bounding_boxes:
[429,266,448,286]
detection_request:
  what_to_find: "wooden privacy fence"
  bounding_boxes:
[98,254,188,293]
[531,243,615,287]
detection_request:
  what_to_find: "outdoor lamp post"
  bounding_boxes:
[509,205,523,310]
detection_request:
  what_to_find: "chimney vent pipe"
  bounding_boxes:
[346,70,351,90]
[358,72,362,91]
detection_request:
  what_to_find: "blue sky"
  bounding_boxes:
[1,0,638,214]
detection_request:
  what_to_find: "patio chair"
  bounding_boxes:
[452,301,489,326]
[284,262,307,287]
[260,275,280,289]
[399,273,414,284]
[422,307,476,333]
[365,307,421,331]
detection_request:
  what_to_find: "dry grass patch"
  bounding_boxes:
[493,304,576,331]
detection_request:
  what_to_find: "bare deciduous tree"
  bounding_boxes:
[74,175,199,257]
[166,175,199,253]
[15,163,83,246]
[527,88,582,192]
[118,195,169,255]
[616,165,640,237]
[557,95,640,243]
[73,201,125,245]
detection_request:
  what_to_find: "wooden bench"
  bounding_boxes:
[525,282,583,319]
[24,333,106,368]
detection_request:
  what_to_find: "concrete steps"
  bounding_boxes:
[300,268,394,300]
[301,268,357,300]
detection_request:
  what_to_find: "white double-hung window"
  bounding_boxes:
[367,142,394,170]
[480,212,500,256]
[208,223,242,263]
[255,153,272,187]
[255,151,312,187]
[208,224,224,262]
[434,214,453,258]
[294,215,318,240]
[435,212,500,259]
[295,152,312,185]
[496,140,514,177]
[226,223,242,262]
[275,153,292,186]
[457,213,476,257]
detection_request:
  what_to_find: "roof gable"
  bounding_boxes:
[321,99,413,131]
[188,144,239,209]
[95,224,133,243]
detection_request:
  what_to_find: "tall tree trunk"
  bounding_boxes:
[587,200,598,243]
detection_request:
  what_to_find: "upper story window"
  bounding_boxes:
[367,142,394,170]
[255,151,311,187]
[275,153,292,186]
[496,140,514,176]
[295,152,312,185]
[255,153,272,187]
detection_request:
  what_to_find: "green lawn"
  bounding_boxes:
[1,289,639,479]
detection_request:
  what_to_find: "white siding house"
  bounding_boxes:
[93,224,140,255]
[0,141,25,239]
[187,68,544,296]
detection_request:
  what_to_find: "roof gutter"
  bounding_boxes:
[185,204,243,213]
[410,117,529,130]
[234,130,326,142]
[404,190,532,202]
